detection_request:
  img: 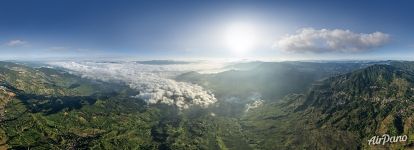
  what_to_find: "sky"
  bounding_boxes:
[0,0,413,60]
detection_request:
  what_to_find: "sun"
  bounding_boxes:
[224,22,258,55]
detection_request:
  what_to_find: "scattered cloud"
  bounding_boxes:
[48,46,67,51]
[274,28,390,53]
[76,48,92,52]
[5,40,27,47]
[48,61,226,109]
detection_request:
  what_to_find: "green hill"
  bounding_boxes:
[242,63,414,149]
[2,61,414,149]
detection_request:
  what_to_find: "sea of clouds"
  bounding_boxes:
[48,61,228,109]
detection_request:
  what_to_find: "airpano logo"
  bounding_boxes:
[368,134,408,145]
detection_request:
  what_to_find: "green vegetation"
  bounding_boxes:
[0,62,252,149]
[178,61,414,149]
[1,61,414,149]
[241,63,414,149]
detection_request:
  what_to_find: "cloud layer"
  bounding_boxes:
[274,28,390,53]
[49,61,222,109]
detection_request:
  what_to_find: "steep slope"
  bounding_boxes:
[298,64,414,149]
[242,63,414,149]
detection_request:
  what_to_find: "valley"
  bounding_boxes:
[0,61,414,149]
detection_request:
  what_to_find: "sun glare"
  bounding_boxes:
[224,22,258,55]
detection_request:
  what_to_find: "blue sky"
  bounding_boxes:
[0,0,413,60]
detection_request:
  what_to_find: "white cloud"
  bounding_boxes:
[48,47,67,51]
[48,61,226,109]
[274,28,390,53]
[245,100,263,112]
[76,48,92,52]
[6,40,27,47]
